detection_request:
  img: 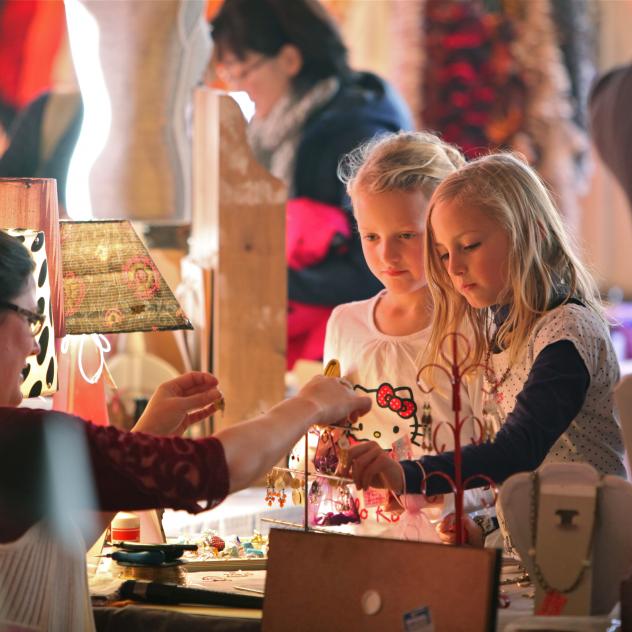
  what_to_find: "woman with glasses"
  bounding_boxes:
[211,0,413,368]
[0,231,371,630]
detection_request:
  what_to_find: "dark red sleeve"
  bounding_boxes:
[87,423,229,514]
[0,407,230,542]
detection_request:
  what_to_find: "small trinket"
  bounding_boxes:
[209,535,225,552]
[420,401,433,451]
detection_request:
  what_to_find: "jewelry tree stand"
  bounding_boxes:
[415,333,497,545]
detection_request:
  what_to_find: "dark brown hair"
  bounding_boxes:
[211,0,351,93]
[0,231,35,303]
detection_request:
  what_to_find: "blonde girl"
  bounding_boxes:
[327,130,465,451]
[346,152,625,502]
[319,131,476,536]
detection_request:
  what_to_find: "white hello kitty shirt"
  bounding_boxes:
[323,291,482,537]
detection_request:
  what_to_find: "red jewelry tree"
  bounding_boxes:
[416,332,497,545]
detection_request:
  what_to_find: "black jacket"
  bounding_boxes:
[288,72,413,306]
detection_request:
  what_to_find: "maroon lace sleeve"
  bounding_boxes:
[0,407,229,522]
[86,424,230,514]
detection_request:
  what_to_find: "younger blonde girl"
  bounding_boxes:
[319,131,481,537]
[346,152,625,501]
[328,130,466,454]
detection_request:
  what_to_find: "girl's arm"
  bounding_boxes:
[348,340,590,495]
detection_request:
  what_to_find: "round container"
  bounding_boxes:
[111,512,141,542]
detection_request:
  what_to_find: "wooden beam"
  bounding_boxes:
[190,88,287,430]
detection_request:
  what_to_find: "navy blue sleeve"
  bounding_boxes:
[401,340,590,495]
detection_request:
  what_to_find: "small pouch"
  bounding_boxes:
[308,476,361,527]
[391,494,441,543]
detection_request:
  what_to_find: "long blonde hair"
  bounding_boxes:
[338,131,465,199]
[424,152,603,367]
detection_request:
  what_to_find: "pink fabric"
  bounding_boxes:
[286,197,351,270]
[287,300,333,369]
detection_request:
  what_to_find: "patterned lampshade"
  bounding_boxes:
[60,220,192,335]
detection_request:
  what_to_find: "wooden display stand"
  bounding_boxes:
[187,88,287,431]
[263,529,500,632]
[0,177,64,337]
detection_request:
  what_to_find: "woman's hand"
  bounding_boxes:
[343,441,405,494]
[295,375,371,428]
[132,372,222,436]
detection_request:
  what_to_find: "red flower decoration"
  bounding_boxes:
[63,271,86,317]
[123,255,161,300]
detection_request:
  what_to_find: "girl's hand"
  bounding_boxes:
[296,375,371,428]
[133,372,223,436]
[436,513,484,547]
[344,441,405,494]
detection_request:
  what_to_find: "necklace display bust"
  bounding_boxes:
[500,462,632,615]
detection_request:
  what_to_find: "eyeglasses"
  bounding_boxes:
[216,55,271,85]
[0,301,46,336]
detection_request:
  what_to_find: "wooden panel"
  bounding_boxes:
[190,88,287,430]
[0,177,64,337]
[263,529,500,632]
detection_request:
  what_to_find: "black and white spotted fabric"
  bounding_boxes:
[482,303,625,477]
[8,229,58,398]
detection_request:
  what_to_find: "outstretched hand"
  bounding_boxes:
[296,375,371,428]
[133,371,222,436]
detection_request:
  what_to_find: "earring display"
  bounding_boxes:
[415,332,498,545]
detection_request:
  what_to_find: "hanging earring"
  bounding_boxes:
[265,472,276,507]
[277,488,287,508]
[308,480,322,505]
[274,474,286,507]
[336,484,351,512]
[289,474,303,506]
[421,401,433,451]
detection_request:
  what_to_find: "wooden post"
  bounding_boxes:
[189,88,287,430]
[0,177,64,337]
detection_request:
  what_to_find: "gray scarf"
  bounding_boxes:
[247,77,339,188]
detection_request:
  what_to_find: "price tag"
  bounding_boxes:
[536,590,568,616]
[403,605,434,631]
[392,435,413,460]
[363,487,389,508]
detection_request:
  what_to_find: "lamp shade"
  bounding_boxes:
[61,220,192,334]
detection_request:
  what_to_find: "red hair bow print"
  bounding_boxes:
[376,383,417,419]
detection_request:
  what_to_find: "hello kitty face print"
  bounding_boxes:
[353,382,424,448]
